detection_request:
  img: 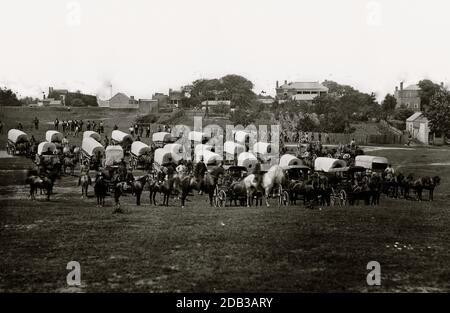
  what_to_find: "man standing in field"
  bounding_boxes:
[146,125,150,138]
[33,117,39,130]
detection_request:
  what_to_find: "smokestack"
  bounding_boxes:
[441,82,444,88]
[400,82,404,91]
[395,86,398,92]
[276,81,279,89]
[284,80,287,85]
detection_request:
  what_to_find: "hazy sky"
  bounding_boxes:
[1,0,449,101]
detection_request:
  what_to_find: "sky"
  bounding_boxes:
[0,0,449,101]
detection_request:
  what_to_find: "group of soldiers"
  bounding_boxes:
[53,118,105,137]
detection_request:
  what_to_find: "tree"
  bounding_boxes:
[381,94,397,117]
[418,79,442,109]
[424,89,450,137]
[71,98,86,107]
[187,74,256,110]
[0,87,21,106]
[230,107,255,127]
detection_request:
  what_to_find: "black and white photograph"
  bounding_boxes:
[1,0,450,300]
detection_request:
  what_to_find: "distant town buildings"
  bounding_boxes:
[406,112,444,145]
[275,81,328,102]
[394,82,421,111]
[48,87,98,107]
[138,99,158,114]
[108,92,138,109]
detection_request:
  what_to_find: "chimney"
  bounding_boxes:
[400,82,404,91]
[441,82,444,88]
[395,86,398,92]
[284,80,287,85]
[276,80,279,89]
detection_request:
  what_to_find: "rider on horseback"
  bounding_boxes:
[193,156,208,194]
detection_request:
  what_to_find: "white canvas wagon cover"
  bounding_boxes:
[188,131,208,142]
[195,150,222,165]
[224,141,245,155]
[253,142,276,155]
[131,141,151,157]
[83,131,101,142]
[152,132,172,143]
[46,130,63,143]
[194,144,213,155]
[8,129,29,143]
[279,154,303,168]
[355,155,388,170]
[105,145,124,166]
[163,143,184,162]
[111,130,132,143]
[37,142,56,155]
[154,148,174,165]
[234,130,250,144]
[237,152,258,170]
[82,137,105,157]
[314,157,347,172]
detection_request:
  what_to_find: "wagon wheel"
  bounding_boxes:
[339,190,347,206]
[216,190,227,208]
[279,190,289,206]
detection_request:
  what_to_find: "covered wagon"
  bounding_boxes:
[46,130,64,143]
[195,150,222,166]
[111,130,133,151]
[6,129,30,155]
[104,145,124,167]
[81,137,105,169]
[223,141,245,165]
[253,142,277,164]
[279,154,304,169]
[152,132,172,148]
[163,143,184,162]
[37,142,56,156]
[237,152,258,171]
[130,141,152,170]
[194,144,214,155]
[154,148,174,166]
[34,142,60,172]
[188,131,209,143]
[83,130,101,142]
[234,130,250,145]
[355,155,388,171]
[314,157,347,173]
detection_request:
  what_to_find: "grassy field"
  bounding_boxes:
[0,107,450,292]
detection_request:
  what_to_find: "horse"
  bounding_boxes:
[131,174,149,206]
[78,173,92,198]
[63,156,77,176]
[410,176,441,201]
[94,174,108,206]
[26,170,60,201]
[112,172,146,206]
[157,171,175,207]
[368,174,383,205]
[147,172,160,206]
[242,165,286,207]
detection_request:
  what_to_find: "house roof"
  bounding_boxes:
[110,92,129,101]
[404,84,421,91]
[278,82,328,91]
[406,112,423,122]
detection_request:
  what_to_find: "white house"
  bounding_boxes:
[406,112,444,145]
